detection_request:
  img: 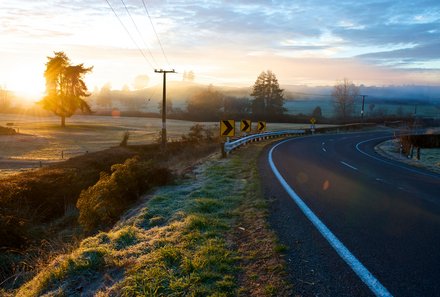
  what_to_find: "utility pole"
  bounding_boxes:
[360,95,367,121]
[155,69,176,149]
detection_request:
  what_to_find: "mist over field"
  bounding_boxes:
[89,82,440,118]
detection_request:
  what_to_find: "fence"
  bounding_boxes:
[223,129,306,155]
[222,123,382,156]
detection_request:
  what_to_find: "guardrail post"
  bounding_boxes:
[221,137,230,158]
[221,142,227,158]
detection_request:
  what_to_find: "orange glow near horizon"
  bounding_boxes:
[1,0,440,105]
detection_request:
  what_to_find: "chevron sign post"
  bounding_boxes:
[257,121,266,132]
[220,120,235,137]
[240,120,251,133]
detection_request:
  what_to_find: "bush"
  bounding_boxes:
[77,157,172,232]
[400,134,440,154]
[0,215,27,248]
[0,126,16,135]
[181,124,216,143]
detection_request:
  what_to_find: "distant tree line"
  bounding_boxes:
[178,70,286,121]
[34,52,422,124]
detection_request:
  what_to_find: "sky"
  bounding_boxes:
[1,0,440,102]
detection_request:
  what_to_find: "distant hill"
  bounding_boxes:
[90,81,252,112]
[283,85,440,102]
[88,82,440,117]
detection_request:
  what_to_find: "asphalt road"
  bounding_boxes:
[260,131,440,297]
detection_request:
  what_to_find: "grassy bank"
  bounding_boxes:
[14,141,292,296]
[0,126,219,291]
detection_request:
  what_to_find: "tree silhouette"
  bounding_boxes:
[0,86,11,112]
[186,85,224,117]
[39,52,93,127]
[251,70,285,115]
[96,83,112,108]
[182,70,195,82]
[158,98,174,114]
[332,78,359,120]
[312,106,323,119]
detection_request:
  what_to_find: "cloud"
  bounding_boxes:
[359,43,440,60]
[1,0,440,91]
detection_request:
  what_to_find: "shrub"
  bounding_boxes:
[76,157,172,232]
[400,134,440,154]
[181,124,216,143]
[0,215,27,248]
[0,126,16,135]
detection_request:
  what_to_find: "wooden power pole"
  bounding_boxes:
[155,69,175,149]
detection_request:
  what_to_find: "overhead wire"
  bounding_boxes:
[104,0,155,70]
[119,0,159,68]
[141,0,171,68]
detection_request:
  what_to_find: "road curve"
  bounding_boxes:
[260,131,440,297]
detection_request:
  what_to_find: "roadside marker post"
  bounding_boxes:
[310,117,316,134]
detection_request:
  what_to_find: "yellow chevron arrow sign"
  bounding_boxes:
[220,120,235,137]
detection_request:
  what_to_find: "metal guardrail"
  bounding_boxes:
[224,129,306,154]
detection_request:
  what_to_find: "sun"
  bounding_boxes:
[6,65,46,104]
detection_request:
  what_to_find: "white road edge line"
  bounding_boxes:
[340,161,358,171]
[269,139,393,297]
[355,137,440,179]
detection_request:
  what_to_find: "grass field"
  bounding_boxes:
[13,140,291,297]
[0,114,316,175]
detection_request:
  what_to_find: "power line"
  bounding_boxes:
[104,0,155,70]
[120,0,158,68]
[141,0,171,67]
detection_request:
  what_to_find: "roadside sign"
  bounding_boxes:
[310,117,316,124]
[220,120,235,137]
[240,120,251,132]
[257,121,266,132]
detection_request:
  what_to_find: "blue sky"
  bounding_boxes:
[1,0,439,100]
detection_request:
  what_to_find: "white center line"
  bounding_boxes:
[322,148,327,152]
[341,161,358,171]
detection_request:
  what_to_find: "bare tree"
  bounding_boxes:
[332,78,359,120]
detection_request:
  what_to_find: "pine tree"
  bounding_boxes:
[39,52,93,127]
[250,70,285,115]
